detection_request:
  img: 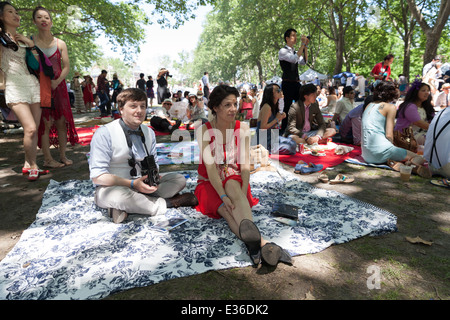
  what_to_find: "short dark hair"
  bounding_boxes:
[117,88,147,110]
[140,73,144,78]
[208,85,239,116]
[298,83,317,102]
[101,70,107,74]
[384,54,395,61]
[343,86,354,96]
[284,28,297,43]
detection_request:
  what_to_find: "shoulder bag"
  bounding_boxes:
[393,126,417,153]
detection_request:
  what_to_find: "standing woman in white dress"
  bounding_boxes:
[0,2,42,181]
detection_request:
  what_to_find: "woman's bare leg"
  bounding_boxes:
[11,103,41,169]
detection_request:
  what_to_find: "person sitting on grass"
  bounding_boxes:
[149,98,181,133]
[285,83,336,146]
[89,88,197,224]
[194,85,291,267]
[361,81,431,178]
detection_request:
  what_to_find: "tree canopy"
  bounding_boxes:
[9,0,450,85]
[180,0,450,86]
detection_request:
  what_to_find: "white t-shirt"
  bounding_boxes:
[424,108,450,169]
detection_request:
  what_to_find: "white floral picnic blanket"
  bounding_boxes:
[0,167,397,300]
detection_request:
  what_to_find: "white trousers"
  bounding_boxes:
[94,172,186,216]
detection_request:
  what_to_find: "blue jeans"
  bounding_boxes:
[98,91,110,115]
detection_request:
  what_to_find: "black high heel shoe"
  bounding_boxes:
[261,242,292,267]
[239,219,262,266]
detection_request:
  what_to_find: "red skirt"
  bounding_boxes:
[194,175,259,219]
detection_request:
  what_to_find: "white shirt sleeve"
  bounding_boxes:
[278,46,306,65]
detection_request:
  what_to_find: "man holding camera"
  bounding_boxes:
[89,88,198,223]
[157,68,171,104]
[279,28,309,133]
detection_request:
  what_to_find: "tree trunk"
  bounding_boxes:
[406,0,450,66]
[255,59,264,85]
[334,15,345,74]
[423,32,441,64]
[402,35,412,81]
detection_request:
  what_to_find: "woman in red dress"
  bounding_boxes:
[32,6,78,168]
[195,85,291,267]
[82,75,94,113]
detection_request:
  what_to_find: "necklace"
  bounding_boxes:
[211,118,234,176]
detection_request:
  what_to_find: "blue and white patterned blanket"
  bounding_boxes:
[0,167,397,300]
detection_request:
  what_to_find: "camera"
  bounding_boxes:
[167,73,173,78]
[0,29,18,51]
[141,155,160,187]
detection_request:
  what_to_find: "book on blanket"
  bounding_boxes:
[271,203,299,221]
[153,218,188,232]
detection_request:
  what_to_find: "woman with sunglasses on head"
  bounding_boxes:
[31,6,78,169]
[194,85,292,267]
[0,2,42,181]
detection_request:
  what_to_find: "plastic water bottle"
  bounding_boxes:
[278,98,284,113]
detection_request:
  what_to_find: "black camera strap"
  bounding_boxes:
[118,118,151,169]
[429,108,450,168]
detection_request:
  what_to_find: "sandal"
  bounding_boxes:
[43,159,65,168]
[22,167,49,175]
[387,159,402,171]
[413,165,432,179]
[329,174,354,184]
[27,168,39,181]
[239,219,262,266]
[293,161,307,174]
[318,173,329,183]
[430,179,449,188]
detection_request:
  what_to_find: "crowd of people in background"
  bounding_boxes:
[0,2,448,270]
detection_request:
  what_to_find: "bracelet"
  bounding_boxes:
[130,180,134,189]
[220,194,227,200]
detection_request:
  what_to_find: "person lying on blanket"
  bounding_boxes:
[149,98,182,133]
[89,88,198,224]
[284,83,336,145]
[194,85,292,267]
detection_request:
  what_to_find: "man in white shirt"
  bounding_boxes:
[424,107,450,179]
[202,72,210,99]
[434,83,450,111]
[332,86,355,124]
[89,89,197,223]
[423,55,441,77]
[278,28,309,133]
